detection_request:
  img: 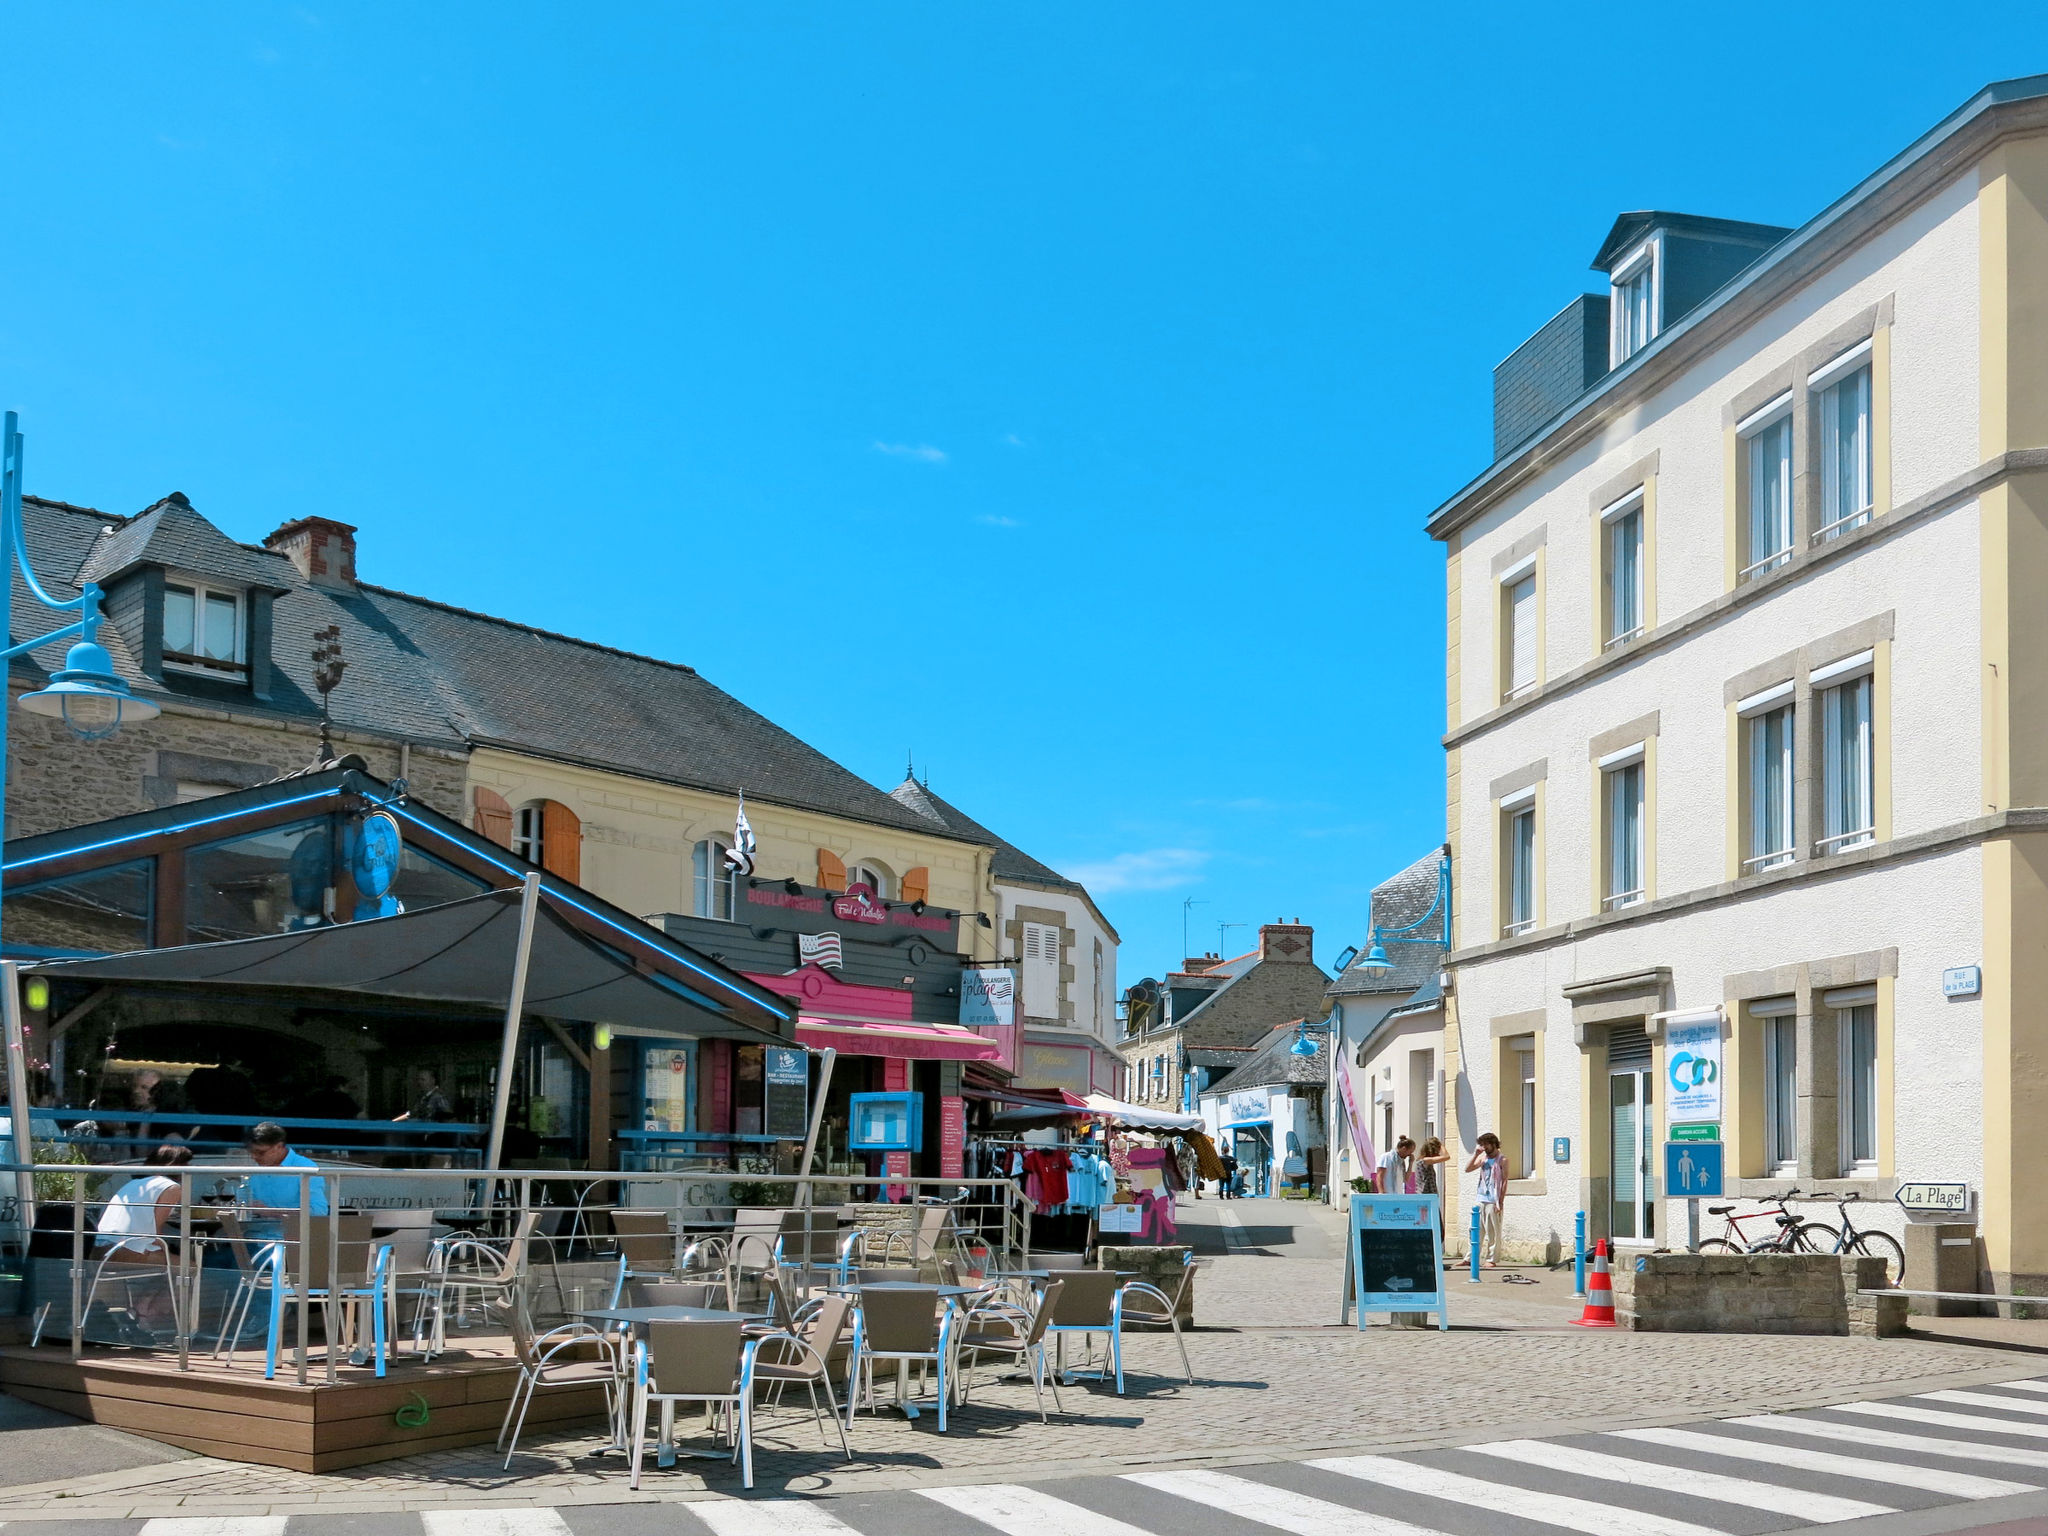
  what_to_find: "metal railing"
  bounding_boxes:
[4,1160,1030,1386]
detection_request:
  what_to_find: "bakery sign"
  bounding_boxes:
[831,885,888,924]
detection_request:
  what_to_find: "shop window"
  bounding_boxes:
[641,1044,693,1132]
[2,859,152,954]
[186,818,333,942]
[693,839,736,920]
[390,844,490,914]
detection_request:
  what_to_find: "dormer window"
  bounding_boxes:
[163,580,245,675]
[1609,240,1659,364]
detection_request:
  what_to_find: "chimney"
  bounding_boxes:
[1180,953,1222,974]
[1259,922,1313,964]
[265,516,358,592]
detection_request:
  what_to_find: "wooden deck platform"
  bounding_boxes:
[0,1338,609,1473]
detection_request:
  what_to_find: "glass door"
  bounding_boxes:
[1608,1068,1655,1241]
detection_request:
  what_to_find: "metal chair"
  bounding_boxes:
[628,1318,761,1489]
[749,1293,853,1457]
[439,1210,540,1330]
[1043,1268,1124,1394]
[956,1277,1064,1422]
[83,1235,180,1348]
[1114,1252,1197,1385]
[847,1284,956,1431]
[609,1208,677,1277]
[498,1294,621,1468]
[258,1213,393,1380]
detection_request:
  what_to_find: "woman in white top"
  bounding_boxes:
[96,1143,192,1254]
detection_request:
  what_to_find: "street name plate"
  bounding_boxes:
[1896,1182,1971,1215]
[1669,1122,1720,1142]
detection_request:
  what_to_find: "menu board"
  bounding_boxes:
[1348,1194,1447,1330]
[763,1047,809,1139]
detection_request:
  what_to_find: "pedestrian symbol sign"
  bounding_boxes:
[1664,1140,1723,1199]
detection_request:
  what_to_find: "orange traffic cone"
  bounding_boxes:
[1572,1239,1617,1328]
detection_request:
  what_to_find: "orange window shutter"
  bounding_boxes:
[817,848,847,892]
[541,799,582,884]
[473,787,514,849]
[901,866,930,904]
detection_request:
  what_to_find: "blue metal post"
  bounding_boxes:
[1573,1210,1588,1298]
[1467,1204,1482,1283]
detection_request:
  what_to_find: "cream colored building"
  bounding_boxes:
[1430,78,2048,1293]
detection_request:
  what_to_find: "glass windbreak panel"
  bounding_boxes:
[1822,678,1873,848]
[1746,416,1793,574]
[3,860,152,953]
[163,586,197,654]
[186,817,333,942]
[389,844,489,914]
[1609,1073,1639,1239]
[1844,1005,1877,1167]
[641,1046,691,1132]
[1820,367,1872,535]
[202,592,238,661]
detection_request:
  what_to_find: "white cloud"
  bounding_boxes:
[873,441,947,463]
[976,513,1020,528]
[1065,847,1209,893]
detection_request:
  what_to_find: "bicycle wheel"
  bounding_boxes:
[1784,1221,1840,1254]
[1850,1229,1906,1286]
[1694,1239,1740,1256]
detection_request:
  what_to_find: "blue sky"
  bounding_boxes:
[0,7,2038,982]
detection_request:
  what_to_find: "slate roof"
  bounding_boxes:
[1208,1019,1331,1094]
[1328,848,1449,998]
[13,495,971,838]
[886,777,1076,890]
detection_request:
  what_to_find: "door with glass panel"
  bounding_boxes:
[1607,1025,1654,1242]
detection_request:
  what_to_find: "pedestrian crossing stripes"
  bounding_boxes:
[54,1372,2048,1536]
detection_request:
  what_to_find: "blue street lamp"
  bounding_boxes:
[1,410,160,870]
[1288,1023,1321,1058]
[1359,843,1454,974]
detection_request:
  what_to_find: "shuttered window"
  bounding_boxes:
[1505,574,1537,699]
[472,787,514,849]
[1022,922,1060,1019]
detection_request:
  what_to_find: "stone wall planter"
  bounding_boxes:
[1096,1244,1195,1326]
[1613,1252,1907,1336]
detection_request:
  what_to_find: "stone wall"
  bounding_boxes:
[5,688,469,837]
[1614,1252,1907,1336]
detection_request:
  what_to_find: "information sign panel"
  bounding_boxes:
[1345,1194,1447,1331]
[1664,1014,1723,1124]
[1669,1122,1720,1142]
[763,1047,809,1139]
[1664,1140,1723,1199]
[1896,1182,1971,1215]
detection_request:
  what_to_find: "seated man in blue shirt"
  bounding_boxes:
[241,1121,328,1240]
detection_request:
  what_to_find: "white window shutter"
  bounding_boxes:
[1509,576,1536,693]
[1022,922,1059,1018]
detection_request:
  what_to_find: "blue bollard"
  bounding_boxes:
[1573,1210,1588,1298]
[1468,1204,1482,1283]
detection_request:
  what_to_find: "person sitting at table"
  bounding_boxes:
[95,1143,192,1333]
[240,1121,328,1240]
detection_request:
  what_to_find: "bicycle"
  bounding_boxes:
[1794,1191,1906,1286]
[1695,1188,1837,1257]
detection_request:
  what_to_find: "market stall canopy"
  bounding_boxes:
[1080,1093,1204,1131]
[25,887,790,1042]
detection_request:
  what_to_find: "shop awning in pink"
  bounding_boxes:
[794,1016,1006,1062]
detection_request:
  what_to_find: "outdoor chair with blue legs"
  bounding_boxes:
[628,1318,762,1490]
[1042,1268,1124,1394]
[846,1285,957,1431]
[256,1216,394,1380]
[1113,1251,1198,1385]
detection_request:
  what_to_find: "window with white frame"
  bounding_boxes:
[692,838,736,920]
[1740,685,1796,872]
[1518,1047,1537,1179]
[1611,243,1658,364]
[512,805,546,865]
[1603,492,1645,647]
[1816,651,1875,855]
[847,863,892,897]
[163,581,245,673]
[1813,342,1874,542]
[1758,998,1798,1175]
[1740,397,1794,580]
[1835,991,1879,1174]
[1601,746,1645,909]
[1502,791,1537,936]
[1501,564,1537,702]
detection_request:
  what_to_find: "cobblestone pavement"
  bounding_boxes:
[5,1199,2044,1516]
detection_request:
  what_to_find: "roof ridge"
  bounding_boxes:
[24,494,121,521]
[359,580,700,677]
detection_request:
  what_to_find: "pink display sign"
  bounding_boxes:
[939,1096,965,1178]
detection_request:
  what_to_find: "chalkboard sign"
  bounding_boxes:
[1345,1194,1447,1330]
[763,1047,809,1139]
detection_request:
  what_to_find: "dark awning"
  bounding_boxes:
[26,888,788,1043]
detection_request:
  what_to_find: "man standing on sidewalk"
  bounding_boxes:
[1465,1132,1507,1268]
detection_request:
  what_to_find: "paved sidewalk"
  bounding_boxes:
[7,1199,2047,1516]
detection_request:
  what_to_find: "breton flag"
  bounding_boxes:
[724,792,757,876]
[798,931,843,969]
